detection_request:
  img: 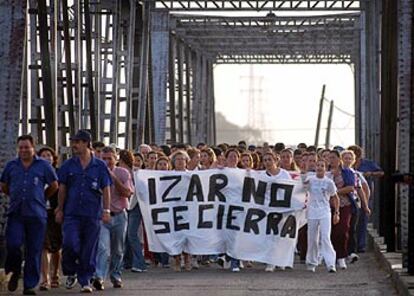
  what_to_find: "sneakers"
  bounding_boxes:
[276,266,286,270]
[217,256,231,269]
[112,279,123,288]
[80,285,93,293]
[337,258,347,270]
[265,264,275,272]
[328,266,337,273]
[348,253,360,263]
[217,256,225,267]
[231,267,240,272]
[92,278,104,291]
[131,267,147,273]
[306,265,316,273]
[65,275,78,289]
[7,272,19,292]
[192,257,200,269]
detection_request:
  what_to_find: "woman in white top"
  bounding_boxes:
[304,159,340,273]
[262,151,291,271]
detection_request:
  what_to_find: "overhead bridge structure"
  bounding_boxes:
[1,0,414,278]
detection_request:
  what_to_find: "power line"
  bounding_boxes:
[323,97,355,118]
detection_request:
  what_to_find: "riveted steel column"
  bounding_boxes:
[380,0,398,251]
[135,3,151,147]
[177,39,185,143]
[0,0,27,166]
[150,10,170,145]
[398,0,414,272]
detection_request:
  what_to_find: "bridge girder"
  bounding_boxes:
[171,13,360,63]
[214,53,352,64]
[143,0,361,11]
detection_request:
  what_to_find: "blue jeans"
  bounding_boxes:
[357,208,368,252]
[95,211,127,281]
[230,258,240,269]
[127,205,146,269]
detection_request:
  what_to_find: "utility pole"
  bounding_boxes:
[325,100,334,149]
[314,85,326,147]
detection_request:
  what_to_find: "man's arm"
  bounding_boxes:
[336,186,355,195]
[110,171,133,197]
[331,193,340,224]
[45,181,59,198]
[0,182,9,195]
[101,186,111,224]
[102,186,111,210]
[356,187,371,215]
[55,183,67,224]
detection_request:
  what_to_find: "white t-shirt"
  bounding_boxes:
[306,175,337,219]
[264,168,292,181]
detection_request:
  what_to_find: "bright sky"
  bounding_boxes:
[214,64,355,147]
[172,11,357,148]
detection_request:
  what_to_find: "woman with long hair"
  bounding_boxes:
[200,148,216,170]
[127,151,148,273]
[38,147,61,290]
[340,150,371,263]
[222,148,243,272]
[152,156,172,268]
[280,149,299,171]
[187,148,201,171]
[262,151,292,272]
[170,151,193,271]
[328,150,357,270]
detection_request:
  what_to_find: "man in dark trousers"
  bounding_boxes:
[0,135,58,295]
[55,130,112,293]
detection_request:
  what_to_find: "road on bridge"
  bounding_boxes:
[24,252,397,296]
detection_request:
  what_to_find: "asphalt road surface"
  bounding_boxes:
[4,252,398,296]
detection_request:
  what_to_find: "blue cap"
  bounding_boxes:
[70,130,92,142]
[333,145,345,152]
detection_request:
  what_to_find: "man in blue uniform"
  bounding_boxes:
[348,145,384,253]
[55,130,111,293]
[0,135,58,295]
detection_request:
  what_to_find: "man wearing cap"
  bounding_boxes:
[55,130,112,293]
[0,135,58,295]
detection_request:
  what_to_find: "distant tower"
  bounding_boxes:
[240,65,266,142]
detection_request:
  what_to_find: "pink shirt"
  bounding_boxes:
[110,166,134,213]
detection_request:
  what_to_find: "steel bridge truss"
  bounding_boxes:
[172,14,360,64]
[144,0,361,11]
[1,1,363,154]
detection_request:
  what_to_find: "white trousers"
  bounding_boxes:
[306,216,336,268]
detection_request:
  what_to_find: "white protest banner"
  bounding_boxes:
[135,168,307,267]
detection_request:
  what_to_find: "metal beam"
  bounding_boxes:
[0,0,26,166]
[379,0,398,251]
[136,3,151,147]
[145,0,361,11]
[38,0,57,149]
[150,10,170,144]
[215,53,353,64]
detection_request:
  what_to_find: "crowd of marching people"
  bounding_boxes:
[0,130,383,294]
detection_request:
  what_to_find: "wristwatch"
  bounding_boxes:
[103,209,110,214]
